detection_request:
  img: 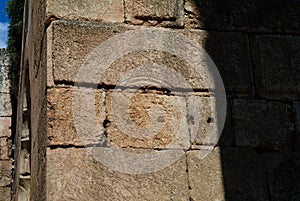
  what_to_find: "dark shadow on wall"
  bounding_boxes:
[190,0,300,200]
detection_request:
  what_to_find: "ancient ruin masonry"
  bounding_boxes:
[1,0,300,201]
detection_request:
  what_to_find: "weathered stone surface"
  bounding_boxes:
[232,99,291,151]
[47,87,105,146]
[187,148,269,201]
[0,118,11,138]
[48,21,215,90]
[184,0,300,34]
[47,147,189,201]
[0,49,10,93]
[0,187,11,201]
[0,93,12,117]
[0,138,11,160]
[182,30,253,95]
[252,35,300,100]
[48,21,130,86]
[46,0,124,23]
[125,0,184,26]
[186,96,222,148]
[0,161,12,187]
[106,91,190,149]
[263,153,300,201]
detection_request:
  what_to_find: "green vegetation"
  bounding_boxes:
[6,0,25,97]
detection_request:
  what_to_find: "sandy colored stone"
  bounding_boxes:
[0,138,11,160]
[47,147,189,201]
[46,0,124,23]
[0,93,12,117]
[48,21,131,86]
[47,87,105,146]
[125,0,184,26]
[0,187,11,201]
[187,148,269,201]
[106,91,190,149]
[252,35,300,100]
[0,161,12,187]
[232,99,291,151]
[0,118,11,138]
[48,21,213,89]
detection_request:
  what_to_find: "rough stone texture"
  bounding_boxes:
[46,0,124,23]
[182,30,253,95]
[47,87,105,146]
[232,99,291,151]
[0,188,11,201]
[0,49,10,93]
[0,118,11,138]
[48,21,130,86]
[187,148,269,201]
[106,91,190,149]
[0,93,12,117]
[184,0,300,34]
[0,161,12,187]
[47,147,189,201]
[125,0,184,26]
[48,21,214,90]
[0,138,11,160]
[263,153,300,201]
[187,96,219,148]
[251,35,300,100]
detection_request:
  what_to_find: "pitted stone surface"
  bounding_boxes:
[47,147,189,201]
[46,0,124,22]
[0,161,12,187]
[125,0,184,26]
[106,91,190,149]
[47,87,105,146]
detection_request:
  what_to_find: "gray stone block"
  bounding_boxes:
[252,35,300,100]
[232,99,291,151]
[185,0,300,34]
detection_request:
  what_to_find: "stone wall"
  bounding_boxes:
[13,0,300,201]
[0,49,13,201]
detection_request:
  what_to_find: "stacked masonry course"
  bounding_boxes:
[0,49,13,201]
[5,0,300,201]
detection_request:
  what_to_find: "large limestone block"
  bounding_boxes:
[47,147,189,201]
[182,30,253,95]
[125,0,184,26]
[48,21,216,90]
[47,87,105,146]
[232,99,291,151]
[187,148,269,201]
[0,93,12,117]
[46,0,124,23]
[106,91,190,149]
[184,0,300,34]
[0,161,12,187]
[251,35,300,100]
[47,21,131,86]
